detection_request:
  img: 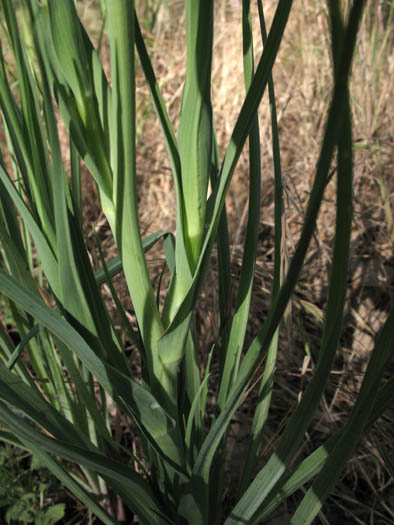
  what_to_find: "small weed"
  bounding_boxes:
[0,444,65,525]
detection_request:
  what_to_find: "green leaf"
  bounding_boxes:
[106,2,164,405]
[226,2,366,522]
[0,268,184,470]
[177,0,214,271]
[238,0,284,494]
[0,404,164,525]
[31,2,114,216]
[134,12,181,193]
[37,504,65,525]
[157,0,295,426]
[1,0,55,246]
[256,370,394,522]
[217,0,262,410]
[94,231,171,286]
[6,324,39,370]
[0,165,60,295]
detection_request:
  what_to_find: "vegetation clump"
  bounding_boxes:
[0,0,393,523]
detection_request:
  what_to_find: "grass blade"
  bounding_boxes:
[134,11,181,191]
[226,3,365,522]
[217,0,262,410]
[0,164,60,294]
[94,230,171,286]
[210,126,232,331]
[47,0,112,196]
[29,3,115,228]
[1,0,55,245]
[177,0,214,271]
[0,404,165,525]
[0,268,185,470]
[291,301,394,524]
[156,1,295,447]
[6,324,39,370]
[106,1,165,402]
[22,445,119,525]
[238,0,284,494]
[255,371,394,522]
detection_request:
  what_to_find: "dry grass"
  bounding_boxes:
[53,1,394,522]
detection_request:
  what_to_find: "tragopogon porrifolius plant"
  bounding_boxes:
[0,0,393,523]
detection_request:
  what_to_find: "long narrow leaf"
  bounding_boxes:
[291,301,394,524]
[0,165,60,294]
[177,0,214,271]
[218,0,262,410]
[0,404,165,525]
[157,0,294,412]
[226,3,365,522]
[0,268,185,470]
[238,0,284,493]
[255,371,394,522]
[107,1,165,402]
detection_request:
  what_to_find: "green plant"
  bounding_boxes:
[0,444,65,524]
[0,0,393,524]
